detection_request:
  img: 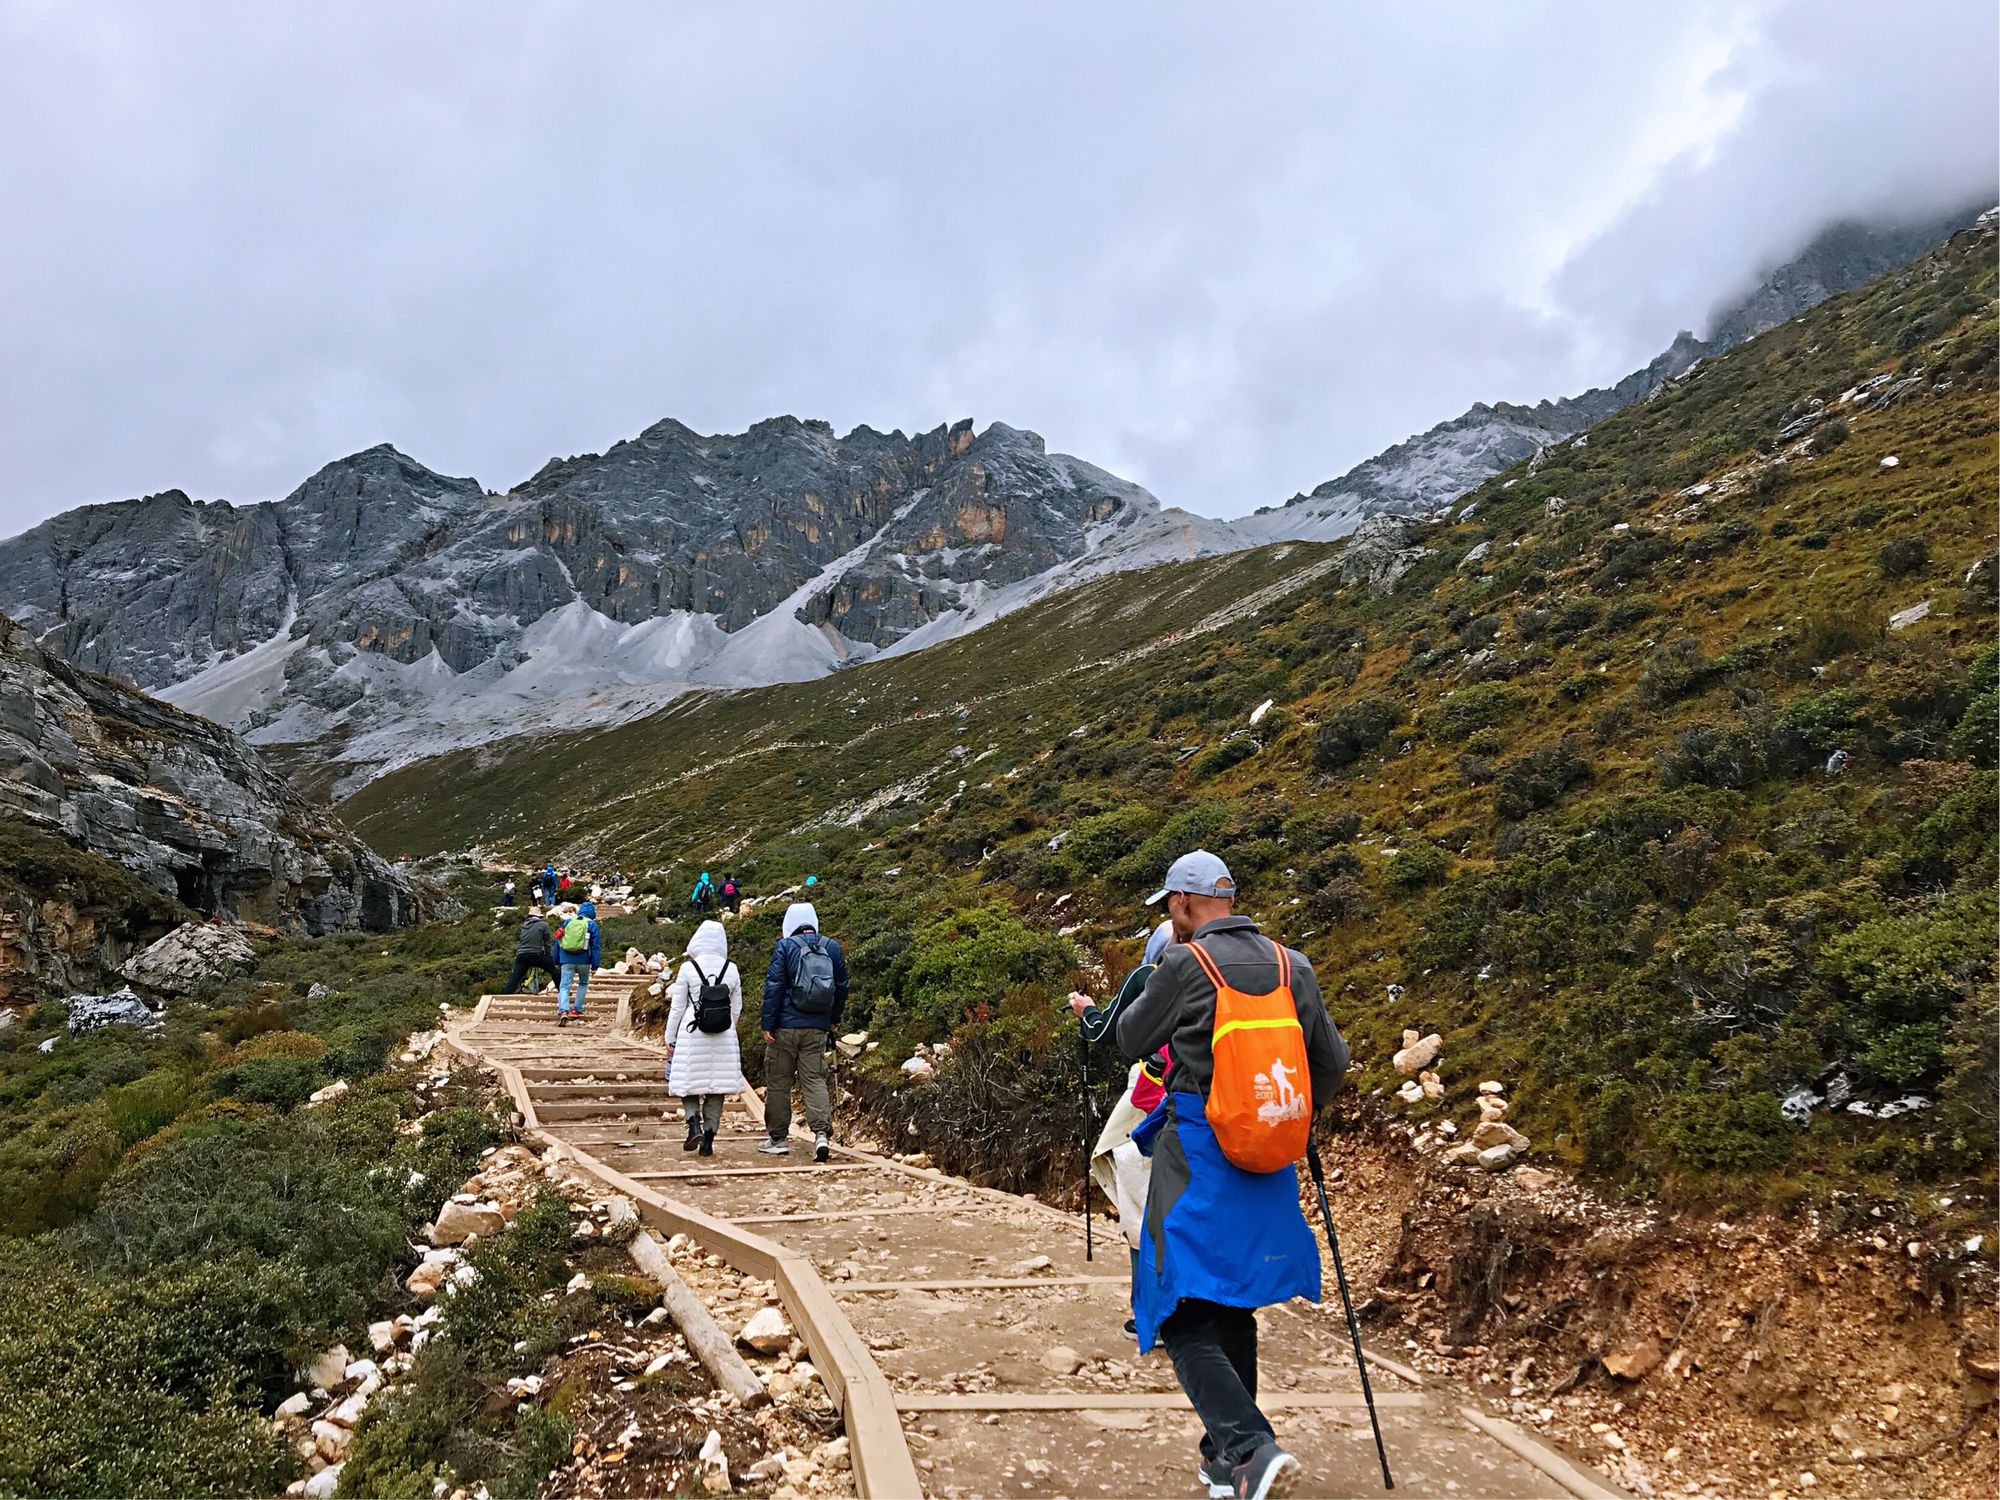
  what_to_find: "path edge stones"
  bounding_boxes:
[443,993,926,1499]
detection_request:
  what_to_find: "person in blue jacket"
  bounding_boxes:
[758,901,848,1162]
[554,900,601,1023]
[1117,851,1349,1500]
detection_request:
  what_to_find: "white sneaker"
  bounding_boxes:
[757,1139,790,1156]
[813,1132,830,1162]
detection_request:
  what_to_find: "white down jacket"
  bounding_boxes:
[664,920,746,1097]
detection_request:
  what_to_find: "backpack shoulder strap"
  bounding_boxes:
[1271,938,1291,990]
[1184,939,1229,991]
[686,956,714,986]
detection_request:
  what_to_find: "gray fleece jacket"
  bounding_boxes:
[1114,914,1348,1107]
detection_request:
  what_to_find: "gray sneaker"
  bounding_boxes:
[756,1138,790,1156]
[1231,1443,1301,1500]
[813,1131,831,1162]
[1198,1458,1232,1498]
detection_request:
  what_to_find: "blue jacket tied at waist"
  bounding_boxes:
[1128,1091,1320,1353]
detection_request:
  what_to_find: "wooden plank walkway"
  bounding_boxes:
[444,980,1625,1500]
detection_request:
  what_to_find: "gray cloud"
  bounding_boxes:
[1,0,1992,531]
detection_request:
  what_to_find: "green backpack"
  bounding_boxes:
[559,916,591,953]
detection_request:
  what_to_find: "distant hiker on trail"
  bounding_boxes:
[542,862,558,904]
[503,877,517,906]
[1115,850,1349,1500]
[554,900,601,1023]
[691,871,714,911]
[664,919,745,1158]
[720,873,741,914]
[759,901,848,1162]
[502,910,558,995]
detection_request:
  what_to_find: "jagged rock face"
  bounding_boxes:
[0,615,415,933]
[0,419,1155,758]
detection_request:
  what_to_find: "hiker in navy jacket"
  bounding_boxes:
[758,901,848,1161]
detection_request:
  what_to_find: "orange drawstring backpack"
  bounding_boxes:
[1183,938,1312,1173]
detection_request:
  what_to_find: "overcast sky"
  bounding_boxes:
[1,2,1993,533]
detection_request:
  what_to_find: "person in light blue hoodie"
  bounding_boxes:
[554,900,601,1022]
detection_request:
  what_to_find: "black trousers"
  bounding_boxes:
[1160,1298,1272,1469]
[503,952,558,993]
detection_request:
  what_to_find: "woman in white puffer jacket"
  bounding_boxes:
[664,919,745,1156]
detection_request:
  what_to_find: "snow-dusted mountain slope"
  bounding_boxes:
[0,419,1163,789]
[0,206,1979,794]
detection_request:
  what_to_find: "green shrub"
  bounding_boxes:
[1312,697,1406,771]
[1191,735,1259,779]
[1876,536,1930,579]
[1385,842,1451,894]
[1658,1089,1794,1173]
[1431,682,1527,742]
[892,905,1072,1035]
[1493,740,1593,819]
[208,1056,325,1111]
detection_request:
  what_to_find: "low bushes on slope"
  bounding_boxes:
[0,909,533,1495]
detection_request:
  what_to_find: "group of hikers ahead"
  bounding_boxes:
[659,900,847,1158]
[687,870,744,914]
[499,843,1365,1499]
[501,896,601,1022]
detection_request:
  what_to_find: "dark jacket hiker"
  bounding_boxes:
[758,901,849,1160]
[502,913,558,994]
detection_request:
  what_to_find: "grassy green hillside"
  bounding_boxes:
[348,222,1998,1203]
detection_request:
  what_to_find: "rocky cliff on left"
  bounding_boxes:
[0,613,414,1000]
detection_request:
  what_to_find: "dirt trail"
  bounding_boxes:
[455,984,1621,1499]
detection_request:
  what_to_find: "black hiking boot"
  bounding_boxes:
[697,1131,715,1157]
[682,1120,701,1151]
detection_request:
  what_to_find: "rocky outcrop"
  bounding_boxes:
[120,920,257,995]
[64,987,159,1036]
[0,615,415,945]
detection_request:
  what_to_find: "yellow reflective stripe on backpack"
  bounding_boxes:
[1212,1016,1303,1044]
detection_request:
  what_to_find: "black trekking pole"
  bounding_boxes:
[1306,1138,1394,1490]
[1077,1025,1094,1261]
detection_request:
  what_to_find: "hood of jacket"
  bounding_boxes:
[686,919,728,967]
[782,902,819,938]
[578,900,597,917]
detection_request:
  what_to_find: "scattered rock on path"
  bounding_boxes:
[1040,1345,1083,1375]
[431,1199,505,1245]
[739,1306,792,1355]
[1478,1144,1517,1171]
[1604,1338,1663,1381]
[1472,1121,1530,1152]
[307,1344,351,1390]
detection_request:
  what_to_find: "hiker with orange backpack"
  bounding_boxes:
[1116,850,1349,1500]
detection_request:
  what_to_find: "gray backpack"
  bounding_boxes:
[789,935,836,1015]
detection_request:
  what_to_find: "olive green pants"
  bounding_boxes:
[764,1027,831,1140]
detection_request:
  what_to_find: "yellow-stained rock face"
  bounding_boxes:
[955,505,1007,544]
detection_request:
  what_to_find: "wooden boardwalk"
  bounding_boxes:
[447,977,1621,1499]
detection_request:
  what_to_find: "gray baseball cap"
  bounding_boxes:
[1146,849,1237,905]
